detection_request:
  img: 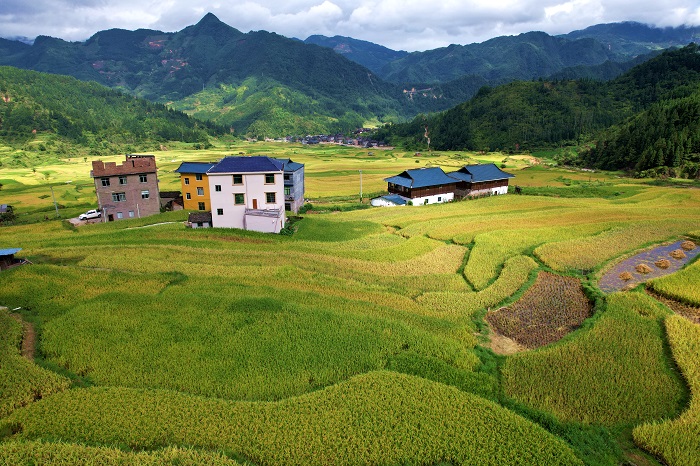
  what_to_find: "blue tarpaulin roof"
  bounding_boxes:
[209,156,284,174]
[385,167,456,188]
[448,163,514,182]
[174,162,217,174]
[380,194,408,205]
[0,248,21,256]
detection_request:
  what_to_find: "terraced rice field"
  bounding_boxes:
[1,143,700,465]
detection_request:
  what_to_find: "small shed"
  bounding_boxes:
[0,248,25,270]
[187,212,212,229]
[371,194,408,207]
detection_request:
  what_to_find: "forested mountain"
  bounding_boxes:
[375,44,700,175]
[303,35,408,74]
[0,66,225,154]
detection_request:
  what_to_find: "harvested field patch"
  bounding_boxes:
[486,272,592,349]
[599,239,700,292]
[646,289,700,324]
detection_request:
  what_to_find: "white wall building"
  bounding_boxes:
[207,156,286,233]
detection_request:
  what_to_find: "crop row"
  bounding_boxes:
[0,309,70,418]
[0,441,241,466]
[502,292,686,426]
[648,259,700,307]
[633,315,700,466]
[0,371,582,466]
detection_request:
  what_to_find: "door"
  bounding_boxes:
[252,199,258,209]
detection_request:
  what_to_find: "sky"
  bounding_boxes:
[1,0,699,52]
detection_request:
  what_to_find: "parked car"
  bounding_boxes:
[79,209,101,220]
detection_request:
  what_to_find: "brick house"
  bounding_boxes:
[91,155,161,221]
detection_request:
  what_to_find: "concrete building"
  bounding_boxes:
[174,162,217,211]
[276,158,305,213]
[91,155,160,221]
[207,156,286,233]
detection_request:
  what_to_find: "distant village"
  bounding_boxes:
[82,152,515,234]
[261,128,387,148]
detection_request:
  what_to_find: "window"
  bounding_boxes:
[284,174,291,181]
[215,185,221,192]
[186,193,191,200]
[198,202,206,211]
[197,187,204,196]
[216,208,224,216]
[112,192,126,202]
[139,174,148,183]
[265,192,276,204]
[116,212,123,219]
[119,176,127,185]
[233,174,243,185]
[265,173,275,184]
[195,173,203,181]
[438,196,442,202]
[128,211,134,218]
[284,187,291,196]
[234,193,244,205]
[184,177,190,185]
[101,177,110,187]
[141,190,150,199]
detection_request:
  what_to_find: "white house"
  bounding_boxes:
[207,156,286,233]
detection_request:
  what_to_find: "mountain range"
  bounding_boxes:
[0,14,698,138]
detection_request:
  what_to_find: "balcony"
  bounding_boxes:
[245,208,282,218]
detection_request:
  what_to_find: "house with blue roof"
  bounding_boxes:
[382,167,458,206]
[447,163,514,197]
[207,156,287,233]
[174,161,217,211]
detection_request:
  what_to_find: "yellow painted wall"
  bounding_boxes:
[180,174,211,211]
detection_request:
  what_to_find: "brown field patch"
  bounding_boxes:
[486,272,592,349]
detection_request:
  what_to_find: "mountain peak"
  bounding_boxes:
[185,12,242,39]
[197,12,222,26]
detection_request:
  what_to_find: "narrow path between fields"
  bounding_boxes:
[10,313,36,360]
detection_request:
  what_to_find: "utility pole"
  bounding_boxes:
[359,170,363,203]
[50,186,59,218]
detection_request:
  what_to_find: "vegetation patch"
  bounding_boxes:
[633,315,700,466]
[486,272,592,349]
[502,292,686,426]
[648,259,700,307]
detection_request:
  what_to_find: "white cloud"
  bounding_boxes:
[0,0,698,51]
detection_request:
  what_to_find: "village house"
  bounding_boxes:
[447,163,514,197]
[90,155,160,221]
[174,161,217,211]
[0,248,26,270]
[381,167,458,206]
[373,163,514,206]
[207,156,286,233]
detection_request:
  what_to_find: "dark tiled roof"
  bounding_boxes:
[385,167,456,188]
[188,212,212,223]
[174,162,217,174]
[448,163,515,182]
[159,191,181,199]
[209,156,284,174]
[274,158,304,172]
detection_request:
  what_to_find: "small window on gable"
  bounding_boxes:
[217,208,224,215]
[215,185,222,192]
[195,173,203,181]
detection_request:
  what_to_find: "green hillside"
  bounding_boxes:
[0,66,226,156]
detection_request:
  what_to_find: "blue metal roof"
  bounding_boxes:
[0,248,21,256]
[273,158,304,172]
[385,167,456,189]
[174,162,217,174]
[381,194,408,205]
[448,163,514,182]
[208,156,284,174]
